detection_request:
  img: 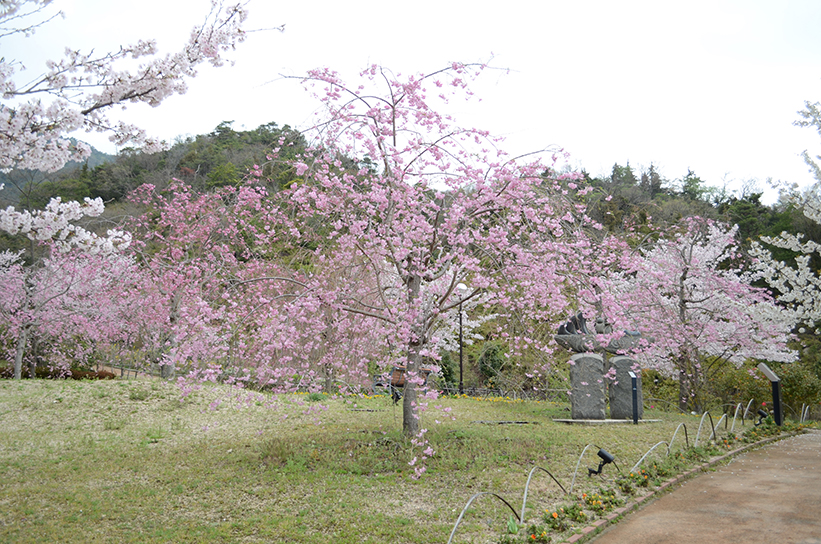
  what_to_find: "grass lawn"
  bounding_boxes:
[0,378,765,543]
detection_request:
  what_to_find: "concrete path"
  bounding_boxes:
[589,430,821,544]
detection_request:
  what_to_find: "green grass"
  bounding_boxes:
[0,379,776,543]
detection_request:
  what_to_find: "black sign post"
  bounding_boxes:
[629,371,639,425]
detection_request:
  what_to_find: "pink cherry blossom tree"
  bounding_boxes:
[0,242,137,379]
[124,181,268,378]
[0,193,133,378]
[606,217,795,411]
[259,64,601,436]
[1,0,253,172]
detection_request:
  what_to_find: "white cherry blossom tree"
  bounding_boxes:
[751,101,821,330]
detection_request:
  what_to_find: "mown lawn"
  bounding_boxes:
[0,378,755,543]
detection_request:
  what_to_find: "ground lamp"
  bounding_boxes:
[588,449,616,477]
[757,363,783,426]
[755,408,768,426]
[457,283,468,395]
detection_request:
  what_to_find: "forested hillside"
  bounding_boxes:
[3,121,811,246]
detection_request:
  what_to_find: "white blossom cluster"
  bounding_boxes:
[0,195,131,254]
[751,183,821,330]
[751,98,821,331]
[1,0,248,172]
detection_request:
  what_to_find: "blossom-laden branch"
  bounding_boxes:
[0,193,131,253]
[751,100,821,330]
[1,0,254,172]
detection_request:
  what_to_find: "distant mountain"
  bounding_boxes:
[65,141,116,170]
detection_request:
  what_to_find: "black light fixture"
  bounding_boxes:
[755,408,768,426]
[588,449,616,477]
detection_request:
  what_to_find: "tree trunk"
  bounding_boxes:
[402,273,425,437]
[402,341,422,437]
[322,320,335,393]
[678,354,701,413]
[324,364,334,393]
[29,334,39,378]
[161,292,182,379]
[13,325,28,380]
[678,366,690,412]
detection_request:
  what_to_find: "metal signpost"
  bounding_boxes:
[757,362,783,426]
[629,370,639,425]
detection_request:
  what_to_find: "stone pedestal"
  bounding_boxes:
[569,353,606,420]
[609,356,643,420]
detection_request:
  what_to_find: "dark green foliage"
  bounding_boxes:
[722,193,789,244]
[640,163,663,198]
[795,332,821,379]
[678,169,710,201]
[582,163,723,233]
[610,162,638,188]
[439,351,456,386]
[205,162,240,188]
[2,122,308,212]
[641,370,680,412]
[478,341,507,382]
[177,121,307,193]
[24,165,93,209]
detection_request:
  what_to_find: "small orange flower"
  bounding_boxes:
[552,512,558,519]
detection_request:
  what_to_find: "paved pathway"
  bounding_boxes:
[589,430,821,544]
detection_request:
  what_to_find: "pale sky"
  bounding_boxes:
[9,0,821,202]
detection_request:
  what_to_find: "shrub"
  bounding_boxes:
[0,365,117,380]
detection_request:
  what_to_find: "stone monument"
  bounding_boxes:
[555,312,644,421]
[569,353,606,419]
[608,356,643,420]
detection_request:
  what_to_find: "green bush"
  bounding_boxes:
[0,365,116,380]
[641,369,679,411]
[711,359,821,418]
[478,342,507,382]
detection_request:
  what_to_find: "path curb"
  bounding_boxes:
[558,431,801,543]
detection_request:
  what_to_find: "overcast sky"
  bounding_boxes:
[10,0,821,202]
